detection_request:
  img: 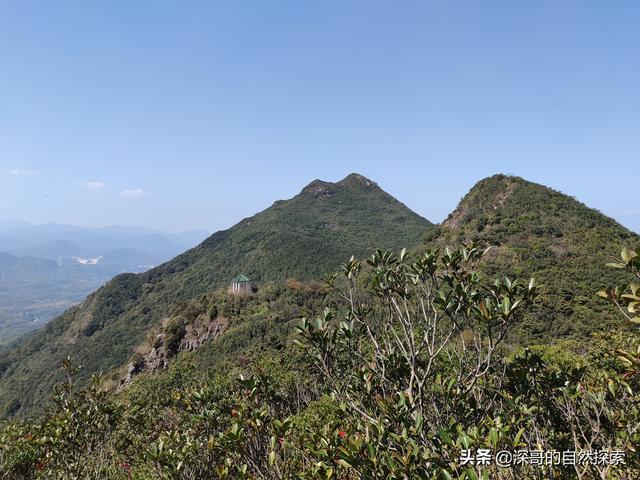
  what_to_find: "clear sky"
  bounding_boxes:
[1,1,638,233]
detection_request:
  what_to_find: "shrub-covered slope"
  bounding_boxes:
[2,173,636,419]
[122,173,640,403]
[0,173,431,418]
[425,174,638,339]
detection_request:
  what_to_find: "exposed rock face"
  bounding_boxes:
[338,173,377,188]
[180,316,228,351]
[301,180,336,198]
[301,174,379,198]
[120,316,228,388]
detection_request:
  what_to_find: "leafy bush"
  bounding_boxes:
[0,246,638,478]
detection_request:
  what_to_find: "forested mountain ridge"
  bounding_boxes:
[118,175,640,395]
[0,173,636,419]
[425,174,638,339]
[0,173,432,417]
[1,174,639,479]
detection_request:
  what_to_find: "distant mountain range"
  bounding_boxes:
[0,222,209,345]
[0,221,208,259]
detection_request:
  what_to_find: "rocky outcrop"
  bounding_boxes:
[120,316,228,388]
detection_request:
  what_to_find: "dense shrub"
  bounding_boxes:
[0,246,638,478]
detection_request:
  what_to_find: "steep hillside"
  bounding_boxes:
[118,281,328,394]
[0,173,431,417]
[425,174,638,339]
[119,176,639,402]
[1,183,637,479]
[3,173,634,419]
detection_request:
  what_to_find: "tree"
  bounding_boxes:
[598,248,640,378]
[297,245,537,478]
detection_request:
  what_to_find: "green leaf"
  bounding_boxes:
[513,427,525,446]
[488,428,498,447]
[622,294,640,301]
[503,297,511,315]
[459,433,470,449]
[438,429,453,446]
[439,470,454,480]
[617,355,633,367]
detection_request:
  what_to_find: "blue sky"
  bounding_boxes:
[1,1,638,233]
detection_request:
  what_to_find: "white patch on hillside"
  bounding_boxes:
[72,256,103,265]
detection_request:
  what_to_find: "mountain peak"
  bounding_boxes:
[442,173,630,238]
[338,173,377,187]
[299,173,378,198]
[0,173,433,417]
[444,174,521,225]
[300,179,336,197]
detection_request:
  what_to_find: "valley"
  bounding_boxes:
[0,223,208,345]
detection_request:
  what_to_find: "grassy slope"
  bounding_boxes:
[0,174,431,417]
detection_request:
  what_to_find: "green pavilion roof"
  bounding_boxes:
[232,274,251,283]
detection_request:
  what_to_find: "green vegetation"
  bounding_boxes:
[0,253,116,346]
[0,246,637,479]
[0,174,431,417]
[426,174,637,340]
[0,223,205,345]
[0,173,638,478]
